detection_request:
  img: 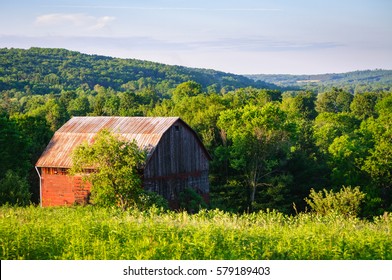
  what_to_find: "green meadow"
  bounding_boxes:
[0,206,390,260]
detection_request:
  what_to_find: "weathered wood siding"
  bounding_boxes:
[143,120,209,204]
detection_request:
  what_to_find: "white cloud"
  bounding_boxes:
[36,13,90,26]
[35,13,115,30]
[91,16,116,30]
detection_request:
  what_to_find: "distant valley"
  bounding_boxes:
[247,70,392,93]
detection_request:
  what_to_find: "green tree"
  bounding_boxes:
[136,87,159,106]
[281,91,317,119]
[23,95,46,114]
[172,81,203,103]
[217,103,296,211]
[313,112,360,153]
[28,98,68,131]
[59,90,77,108]
[103,93,120,116]
[360,111,392,210]
[328,133,371,188]
[374,93,392,116]
[0,170,31,206]
[70,129,147,210]
[315,88,353,114]
[350,92,380,120]
[118,91,140,116]
[67,94,90,116]
[325,104,392,213]
[91,85,107,116]
[11,114,53,202]
[221,87,274,109]
[0,116,31,178]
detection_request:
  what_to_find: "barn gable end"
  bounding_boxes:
[143,120,210,206]
[35,116,210,208]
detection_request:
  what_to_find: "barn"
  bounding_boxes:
[35,116,211,208]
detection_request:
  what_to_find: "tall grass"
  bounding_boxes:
[0,205,390,260]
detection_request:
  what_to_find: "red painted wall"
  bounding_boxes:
[41,172,90,207]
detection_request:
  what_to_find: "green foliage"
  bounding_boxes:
[209,180,248,213]
[0,171,31,206]
[150,92,225,149]
[350,92,380,120]
[0,115,52,203]
[315,88,353,114]
[313,112,360,152]
[179,187,208,213]
[281,91,317,119]
[138,191,169,211]
[217,103,297,211]
[171,81,203,102]
[328,134,369,187]
[305,186,366,217]
[10,114,53,161]
[1,206,391,260]
[0,116,31,177]
[0,47,266,95]
[67,94,90,116]
[375,93,392,115]
[70,130,147,210]
[362,140,392,186]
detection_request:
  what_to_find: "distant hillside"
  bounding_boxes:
[247,70,392,93]
[2,48,390,96]
[0,47,275,96]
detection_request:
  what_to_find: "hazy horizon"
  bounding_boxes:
[1,0,391,75]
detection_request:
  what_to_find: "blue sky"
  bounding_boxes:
[0,0,391,74]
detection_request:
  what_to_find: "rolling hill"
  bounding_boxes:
[0,47,275,96]
[1,47,391,96]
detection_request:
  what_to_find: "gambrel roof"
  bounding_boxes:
[36,116,210,168]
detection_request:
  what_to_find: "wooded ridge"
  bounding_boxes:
[0,47,276,95]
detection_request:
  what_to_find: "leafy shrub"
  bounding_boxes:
[138,190,169,211]
[305,186,365,217]
[70,129,146,210]
[179,187,208,213]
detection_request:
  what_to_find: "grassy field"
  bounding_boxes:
[0,205,391,260]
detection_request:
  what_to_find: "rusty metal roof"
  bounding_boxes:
[36,116,181,168]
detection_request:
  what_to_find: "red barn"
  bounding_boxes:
[35,116,211,208]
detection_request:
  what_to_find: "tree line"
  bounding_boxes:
[0,48,391,217]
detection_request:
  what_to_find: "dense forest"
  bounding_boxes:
[1,47,391,217]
